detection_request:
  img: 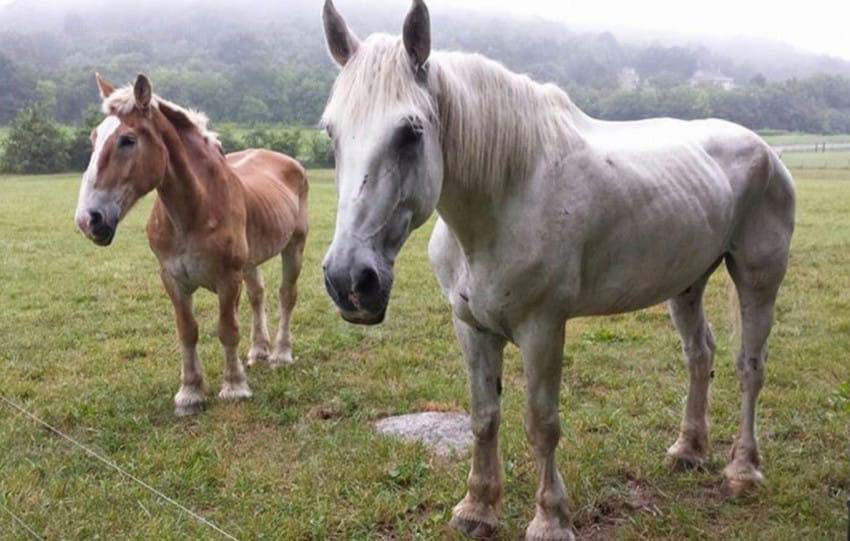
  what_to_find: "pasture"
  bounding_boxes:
[1,169,848,539]
[760,132,850,146]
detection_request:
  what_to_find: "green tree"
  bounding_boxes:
[243,128,302,158]
[305,131,334,168]
[67,104,102,171]
[0,52,36,123]
[1,105,70,174]
[216,127,247,154]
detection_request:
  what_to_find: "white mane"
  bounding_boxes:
[102,85,221,148]
[322,34,580,191]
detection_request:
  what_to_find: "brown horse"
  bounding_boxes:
[75,73,308,416]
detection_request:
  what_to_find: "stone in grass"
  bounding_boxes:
[375,412,473,457]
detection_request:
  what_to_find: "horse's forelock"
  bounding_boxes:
[322,34,436,135]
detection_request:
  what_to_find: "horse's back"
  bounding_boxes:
[226,149,308,264]
[227,148,307,200]
[548,117,793,315]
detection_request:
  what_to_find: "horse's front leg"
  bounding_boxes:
[450,316,506,538]
[161,271,205,416]
[517,319,574,541]
[217,274,251,400]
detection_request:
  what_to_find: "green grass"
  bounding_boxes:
[1,169,848,539]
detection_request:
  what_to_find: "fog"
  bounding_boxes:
[2,0,847,60]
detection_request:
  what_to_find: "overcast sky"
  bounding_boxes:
[1,0,847,60]
[424,0,850,60]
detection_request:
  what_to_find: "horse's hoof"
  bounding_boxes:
[665,445,707,471]
[174,387,206,416]
[218,382,252,401]
[525,515,575,541]
[174,400,205,417]
[450,514,497,538]
[268,350,294,368]
[246,348,270,367]
[665,435,708,471]
[722,464,764,497]
[450,500,498,538]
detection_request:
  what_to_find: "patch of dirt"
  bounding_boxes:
[308,403,343,420]
[575,479,662,540]
[372,501,434,540]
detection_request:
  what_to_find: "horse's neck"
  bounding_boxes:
[431,55,591,255]
[157,123,226,234]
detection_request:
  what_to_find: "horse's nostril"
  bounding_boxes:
[353,267,380,297]
[89,210,103,226]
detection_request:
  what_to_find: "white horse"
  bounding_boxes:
[320,1,795,539]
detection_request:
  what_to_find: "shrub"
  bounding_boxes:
[0,105,69,174]
[67,105,102,171]
[216,127,247,154]
[243,127,302,158]
[305,131,335,168]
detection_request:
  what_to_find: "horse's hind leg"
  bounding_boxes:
[723,185,793,495]
[244,266,272,367]
[666,271,717,470]
[270,233,305,367]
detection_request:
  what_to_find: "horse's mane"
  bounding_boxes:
[322,34,580,192]
[102,85,221,149]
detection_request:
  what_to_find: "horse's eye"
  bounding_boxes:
[118,135,136,148]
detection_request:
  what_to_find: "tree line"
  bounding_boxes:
[0,104,334,175]
[3,0,850,173]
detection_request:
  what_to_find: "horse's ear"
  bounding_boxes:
[134,74,152,110]
[95,72,115,99]
[323,0,360,67]
[403,0,431,70]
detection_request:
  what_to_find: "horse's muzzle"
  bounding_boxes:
[77,209,116,246]
[323,259,392,325]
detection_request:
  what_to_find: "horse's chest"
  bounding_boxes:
[162,252,217,291]
[450,267,522,337]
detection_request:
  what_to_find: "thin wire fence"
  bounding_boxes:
[0,500,45,540]
[0,394,239,541]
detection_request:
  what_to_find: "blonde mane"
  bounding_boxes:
[102,85,221,148]
[322,34,581,192]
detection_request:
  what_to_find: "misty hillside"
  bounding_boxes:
[2,0,850,132]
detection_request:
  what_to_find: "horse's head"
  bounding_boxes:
[321,0,443,325]
[75,73,168,246]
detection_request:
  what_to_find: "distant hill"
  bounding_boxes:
[2,0,850,133]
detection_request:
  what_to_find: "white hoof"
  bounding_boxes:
[174,386,206,417]
[246,346,270,367]
[218,381,252,401]
[525,515,575,541]
[665,437,708,470]
[722,462,764,496]
[269,349,294,368]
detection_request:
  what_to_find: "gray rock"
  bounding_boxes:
[375,412,473,457]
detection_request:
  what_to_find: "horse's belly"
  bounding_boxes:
[570,219,729,316]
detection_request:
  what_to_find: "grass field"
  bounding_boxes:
[760,132,850,146]
[781,151,850,170]
[1,169,849,539]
